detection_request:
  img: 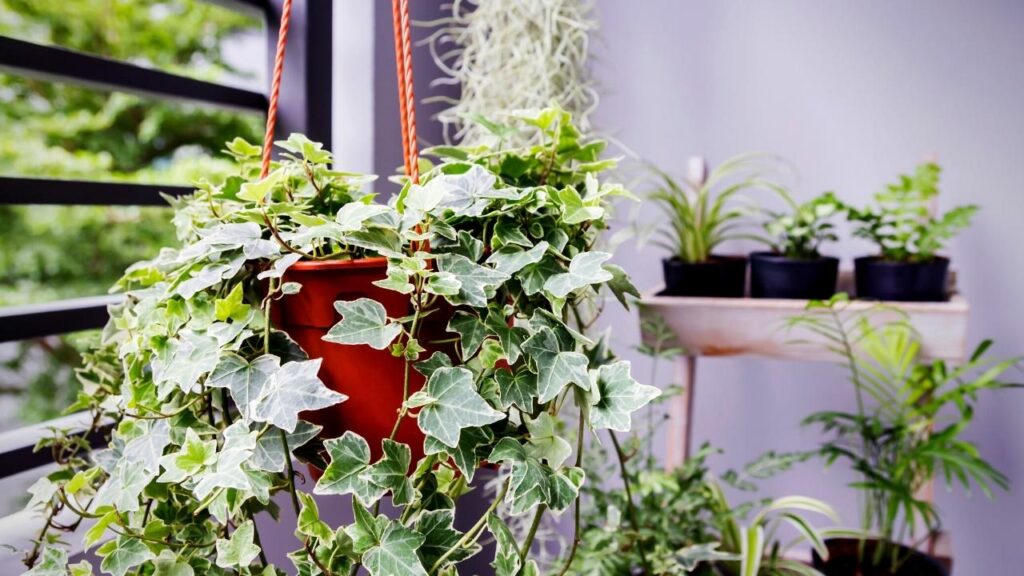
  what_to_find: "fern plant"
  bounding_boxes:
[788,295,1019,569]
[848,163,977,262]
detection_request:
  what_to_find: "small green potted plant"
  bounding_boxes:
[750,191,844,299]
[789,295,1020,576]
[848,162,977,302]
[649,155,777,297]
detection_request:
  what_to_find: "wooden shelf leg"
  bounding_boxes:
[665,355,697,470]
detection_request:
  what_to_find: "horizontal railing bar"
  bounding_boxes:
[0,36,267,112]
[0,413,103,480]
[203,0,272,16]
[0,295,123,343]
[0,177,192,206]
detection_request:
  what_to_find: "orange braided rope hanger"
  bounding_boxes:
[259,0,420,184]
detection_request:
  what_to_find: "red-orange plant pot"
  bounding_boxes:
[278,257,450,466]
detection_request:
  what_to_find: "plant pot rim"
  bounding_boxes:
[750,251,839,263]
[854,255,950,266]
[289,255,389,271]
[663,254,747,265]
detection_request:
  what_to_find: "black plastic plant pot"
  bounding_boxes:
[854,256,950,302]
[661,255,747,297]
[811,537,949,576]
[749,252,839,300]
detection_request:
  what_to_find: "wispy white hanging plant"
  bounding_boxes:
[423,0,599,146]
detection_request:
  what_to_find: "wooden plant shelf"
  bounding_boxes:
[639,292,969,364]
[637,277,971,469]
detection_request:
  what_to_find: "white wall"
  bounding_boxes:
[592,0,1024,572]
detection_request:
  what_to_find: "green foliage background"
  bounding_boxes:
[0,0,264,421]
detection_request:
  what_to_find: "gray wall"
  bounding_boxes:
[592,0,1024,572]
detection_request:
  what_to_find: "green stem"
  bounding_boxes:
[429,480,509,574]
[556,412,586,576]
[280,429,301,516]
[516,504,547,576]
[609,431,652,575]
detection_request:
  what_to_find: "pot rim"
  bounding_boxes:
[854,255,950,266]
[663,253,748,265]
[289,255,389,271]
[749,251,839,263]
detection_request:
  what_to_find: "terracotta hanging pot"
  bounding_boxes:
[277,257,450,464]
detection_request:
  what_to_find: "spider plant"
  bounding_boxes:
[649,154,785,264]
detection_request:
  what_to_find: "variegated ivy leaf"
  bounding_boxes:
[207,353,280,422]
[494,369,537,411]
[447,311,486,359]
[517,255,562,297]
[25,477,57,511]
[493,217,532,248]
[252,420,322,473]
[486,438,548,516]
[93,458,156,512]
[522,327,590,403]
[416,509,480,570]
[297,492,333,541]
[257,252,302,280]
[176,256,245,299]
[557,184,604,224]
[364,439,416,506]
[25,546,68,576]
[435,253,510,308]
[152,549,194,576]
[588,361,660,431]
[423,426,494,482]
[323,298,403,350]
[543,251,614,299]
[525,413,572,468]
[604,263,640,310]
[152,330,220,398]
[121,419,171,474]
[487,514,521,576]
[485,309,528,365]
[407,367,505,448]
[251,358,346,433]
[427,164,497,217]
[485,241,549,275]
[193,421,258,499]
[215,519,261,568]
[547,467,586,513]
[314,431,384,506]
[336,202,394,231]
[414,351,453,379]
[349,503,428,576]
[424,270,461,296]
[98,536,155,576]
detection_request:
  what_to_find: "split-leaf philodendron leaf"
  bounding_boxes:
[22,108,658,576]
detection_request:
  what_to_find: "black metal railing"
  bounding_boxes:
[0,0,332,468]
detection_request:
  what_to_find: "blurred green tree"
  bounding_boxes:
[0,0,264,422]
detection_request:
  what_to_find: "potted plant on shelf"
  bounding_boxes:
[20,108,660,576]
[750,191,844,299]
[649,155,780,297]
[789,295,1020,576]
[847,162,977,302]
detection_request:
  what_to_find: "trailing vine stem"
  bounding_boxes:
[516,503,547,576]
[429,479,510,574]
[609,430,653,575]
[556,410,587,576]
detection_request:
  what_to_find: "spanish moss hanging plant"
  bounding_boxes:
[423,0,599,146]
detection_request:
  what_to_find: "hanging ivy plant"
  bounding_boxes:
[22,107,657,576]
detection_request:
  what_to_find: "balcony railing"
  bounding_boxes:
[0,0,332,569]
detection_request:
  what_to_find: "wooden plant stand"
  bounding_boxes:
[637,281,970,468]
